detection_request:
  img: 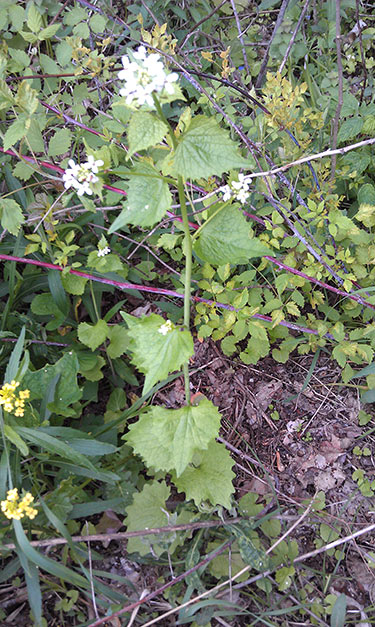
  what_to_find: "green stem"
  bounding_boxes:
[153,95,191,404]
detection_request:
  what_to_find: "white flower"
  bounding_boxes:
[158,320,174,335]
[97,246,111,257]
[221,173,250,204]
[63,156,104,197]
[118,45,179,109]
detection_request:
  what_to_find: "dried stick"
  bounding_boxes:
[278,0,311,73]
[330,0,343,181]
[230,0,251,77]
[138,520,375,627]
[255,0,291,89]
[355,0,367,103]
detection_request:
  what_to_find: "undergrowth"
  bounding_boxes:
[0,0,375,625]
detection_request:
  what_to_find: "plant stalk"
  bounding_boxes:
[178,175,192,403]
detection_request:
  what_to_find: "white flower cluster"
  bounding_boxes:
[222,173,250,204]
[118,45,178,109]
[63,156,104,196]
[158,319,174,335]
[97,246,111,258]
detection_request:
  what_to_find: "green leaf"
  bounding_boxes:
[194,207,270,265]
[13,520,91,589]
[106,325,128,359]
[174,440,235,508]
[22,351,82,410]
[61,273,87,295]
[15,427,96,470]
[16,550,42,627]
[330,593,347,627]
[48,270,69,316]
[3,424,29,456]
[31,293,66,330]
[109,163,172,230]
[9,5,25,30]
[0,198,25,235]
[16,81,38,115]
[27,2,42,33]
[39,23,60,40]
[0,79,14,110]
[12,160,35,181]
[164,115,249,180]
[122,313,194,394]
[48,128,72,157]
[125,398,221,477]
[337,117,363,143]
[3,118,27,150]
[230,520,267,570]
[127,111,168,157]
[125,481,174,557]
[78,319,109,351]
[5,325,25,382]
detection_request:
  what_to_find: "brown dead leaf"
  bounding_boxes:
[254,380,283,412]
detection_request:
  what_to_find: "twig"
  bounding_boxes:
[330,0,343,180]
[278,0,311,73]
[179,0,229,50]
[0,254,334,338]
[138,521,375,627]
[84,541,234,627]
[355,0,367,103]
[229,0,251,77]
[255,0,291,89]
[0,518,243,552]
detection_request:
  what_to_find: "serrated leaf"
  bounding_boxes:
[9,4,25,30]
[12,160,35,181]
[39,23,60,40]
[27,2,42,33]
[20,31,38,43]
[164,115,248,180]
[0,79,14,110]
[78,319,108,351]
[127,110,168,157]
[126,398,221,477]
[0,198,24,234]
[337,117,363,143]
[3,118,27,150]
[48,128,72,157]
[124,481,171,556]
[122,313,194,393]
[174,440,235,508]
[107,325,128,359]
[109,163,172,230]
[194,207,270,265]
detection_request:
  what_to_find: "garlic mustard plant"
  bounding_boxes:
[0,380,30,417]
[63,155,104,196]
[222,173,250,204]
[158,319,174,335]
[118,45,178,108]
[97,246,111,257]
[1,488,37,521]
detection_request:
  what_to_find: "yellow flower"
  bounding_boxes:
[1,488,38,521]
[0,381,30,417]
